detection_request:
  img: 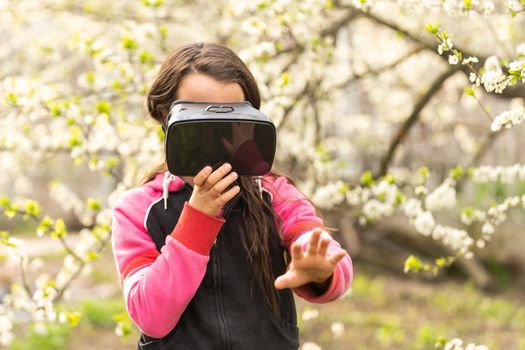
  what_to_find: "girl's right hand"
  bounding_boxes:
[188,163,240,217]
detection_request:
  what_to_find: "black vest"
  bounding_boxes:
[137,183,299,350]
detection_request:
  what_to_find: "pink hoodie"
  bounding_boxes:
[111,172,353,338]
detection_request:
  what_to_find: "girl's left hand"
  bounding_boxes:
[274,228,347,290]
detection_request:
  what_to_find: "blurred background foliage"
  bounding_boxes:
[1,0,525,349]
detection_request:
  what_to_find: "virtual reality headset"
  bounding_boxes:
[163,100,276,176]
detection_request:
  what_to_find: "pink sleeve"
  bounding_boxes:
[265,176,353,303]
[111,188,224,339]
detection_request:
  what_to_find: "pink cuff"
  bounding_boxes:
[170,202,225,256]
[293,264,342,303]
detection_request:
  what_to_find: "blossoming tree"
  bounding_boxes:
[0,0,524,348]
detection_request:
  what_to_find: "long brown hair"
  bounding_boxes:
[141,42,323,316]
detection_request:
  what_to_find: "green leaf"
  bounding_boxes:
[338,183,350,193]
[85,71,96,85]
[48,102,62,117]
[51,219,67,238]
[465,87,475,97]
[404,255,420,273]
[122,36,139,50]
[360,170,374,187]
[449,166,464,180]
[462,206,474,217]
[139,50,155,65]
[324,0,335,9]
[6,92,18,106]
[424,23,440,34]
[62,311,82,327]
[395,191,406,206]
[4,204,19,218]
[86,250,98,262]
[384,174,396,184]
[0,196,10,207]
[96,101,111,115]
[86,198,101,211]
[24,200,42,218]
[159,25,168,39]
[142,0,165,7]
[278,72,290,87]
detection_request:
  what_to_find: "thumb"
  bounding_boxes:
[274,272,294,290]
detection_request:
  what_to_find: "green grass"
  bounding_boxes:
[296,267,525,350]
[81,298,127,329]
[10,323,70,350]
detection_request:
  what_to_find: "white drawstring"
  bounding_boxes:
[255,176,263,199]
[163,171,175,210]
[255,176,273,203]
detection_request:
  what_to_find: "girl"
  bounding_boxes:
[111,42,353,350]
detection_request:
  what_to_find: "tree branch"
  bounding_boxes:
[377,66,461,178]
[359,10,525,100]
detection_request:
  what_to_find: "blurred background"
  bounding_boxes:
[1,0,525,349]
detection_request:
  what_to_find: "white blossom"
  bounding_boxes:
[481,1,495,15]
[481,222,494,235]
[448,55,459,65]
[302,342,322,350]
[330,322,345,339]
[444,337,489,350]
[425,179,457,211]
[490,108,525,132]
[413,211,436,236]
[302,308,319,321]
[463,56,479,65]
[362,199,384,220]
[311,181,347,209]
[517,43,525,57]
[480,69,509,94]
[403,198,423,217]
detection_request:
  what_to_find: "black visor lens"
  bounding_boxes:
[166,120,275,176]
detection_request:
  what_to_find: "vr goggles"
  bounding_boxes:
[163,100,276,176]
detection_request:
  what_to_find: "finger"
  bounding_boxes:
[306,230,322,255]
[202,163,232,190]
[318,237,330,257]
[327,250,347,266]
[213,171,238,194]
[290,242,304,262]
[215,185,240,206]
[194,166,212,187]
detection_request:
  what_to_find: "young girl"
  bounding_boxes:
[111,42,353,350]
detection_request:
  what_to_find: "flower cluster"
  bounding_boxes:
[0,312,14,346]
[470,163,525,183]
[32,275,59,333]
[403,197,474,254]
[311,181,348,209]
[425,179,457,211]
[490,107,525,132]
[443,338,489,350]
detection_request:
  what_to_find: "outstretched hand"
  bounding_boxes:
[274,228,347,290]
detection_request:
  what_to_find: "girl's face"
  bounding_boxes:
[176,73,245,185]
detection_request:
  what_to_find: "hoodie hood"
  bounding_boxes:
[144,171,187,210]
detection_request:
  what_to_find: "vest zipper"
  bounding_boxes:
[211,243,230,350]
[212,198,238,350]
